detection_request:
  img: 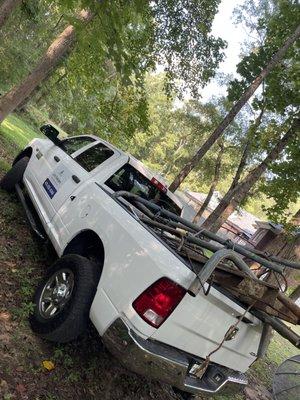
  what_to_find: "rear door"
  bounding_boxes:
[28,136,95,222]
[41,146,88,221]
[47,138,121,220]
[52,139,120,216]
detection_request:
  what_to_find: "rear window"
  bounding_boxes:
[105,164,181,215]
[75,143,114,171]
[62,136,96,155]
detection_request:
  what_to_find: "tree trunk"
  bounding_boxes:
[169,23,300,192]
[201,139,251,229]
[266,209,300,260]
[0,0,21,30]
[193,141,224,223]
[18,71,68,111]
[0,10,92,123]
[200,106,265,229]
[202,118,300,233]
[229,141,251,191]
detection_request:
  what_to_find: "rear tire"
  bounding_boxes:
[30,254,100,343]
[0,157,29,192]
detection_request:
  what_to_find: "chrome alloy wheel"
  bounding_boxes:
[39,268,74,319]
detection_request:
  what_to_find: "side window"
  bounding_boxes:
[75,143,114,172]
[62,137,96,155]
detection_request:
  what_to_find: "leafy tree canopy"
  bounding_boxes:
[229,0,299,116]
[56,0,226,97]
[0,0,227,141]
[227,0,300,223]
[128,74,251,193]
[261,131,300,225]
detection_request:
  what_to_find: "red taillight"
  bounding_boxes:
[132,278,186,328]
[151,177,167,193]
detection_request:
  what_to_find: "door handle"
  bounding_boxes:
[54,155,60,162]
[72,175,80,184]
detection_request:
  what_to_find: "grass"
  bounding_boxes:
[0,112,68,155]
[0,114,40,172]
[0,114,40,148]
[0,113,299,400]
[249,325,300,388]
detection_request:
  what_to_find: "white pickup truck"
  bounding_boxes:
[0,125,265,398]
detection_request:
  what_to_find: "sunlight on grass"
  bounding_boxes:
[0,114,40,149]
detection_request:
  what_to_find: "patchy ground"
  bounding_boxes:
[0,114,299,400]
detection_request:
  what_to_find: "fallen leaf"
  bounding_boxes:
[42,360,55,371]
[0,379,8,390]
[16,383,26,395]
[0,312,11,322]
[3,261,16,268]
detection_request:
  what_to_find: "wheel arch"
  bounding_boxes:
[13,147,33,165]
[63,230,105,270]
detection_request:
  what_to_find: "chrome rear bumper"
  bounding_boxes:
[102,319,248,397]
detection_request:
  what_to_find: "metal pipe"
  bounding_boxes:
[253,310,300,348]
[246,247,300,270]
[257,324,273,358]
[114,191,300,272]
[196,249,257,285]
[277,292,300,322]
[133,200,156,219]
[139,216,221,253]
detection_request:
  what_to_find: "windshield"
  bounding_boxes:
[105,164,181,215]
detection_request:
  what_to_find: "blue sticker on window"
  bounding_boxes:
[43,178,57,199]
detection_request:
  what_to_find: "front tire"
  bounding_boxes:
[0,156,29,192]
[30,254,99,343]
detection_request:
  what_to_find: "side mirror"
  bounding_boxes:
[40,124,59,139]
[40,124,64,148]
